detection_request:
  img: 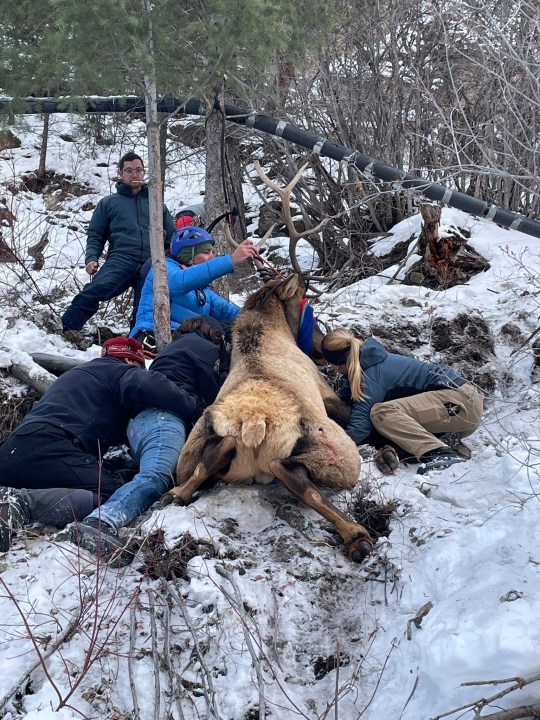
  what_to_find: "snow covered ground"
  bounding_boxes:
[0,116,539,720]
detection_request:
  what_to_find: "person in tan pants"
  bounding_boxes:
[321,329,483,474]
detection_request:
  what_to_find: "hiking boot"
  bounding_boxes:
[417,447,467,475]
[70,517,134,568]
[0,487,32,552]
[373,445,401,475]
[436,432,472,460]
[62,329,94,351]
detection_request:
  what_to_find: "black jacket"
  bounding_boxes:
[150,328,229,407]
[85,183,176,264]
[17,357,203,456]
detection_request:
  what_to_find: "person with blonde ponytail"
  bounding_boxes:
[321,329,483,474]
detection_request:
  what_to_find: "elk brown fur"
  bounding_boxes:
[161,274,373,562]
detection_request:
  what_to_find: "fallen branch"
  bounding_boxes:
[128,601,141,720]
[0,600,81,715]
[406,601,434,640]
[161,589,187,720]
[10,358,56,394]
[31,352,85,375]
[482,704,540,720]
[431,672,540,720]
[167,577,219,718]
[148,589,161,720]
[216,564,267,719]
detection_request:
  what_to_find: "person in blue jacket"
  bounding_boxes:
[62,152,176,334]
[320,329,484,474]
[73,315,230,565]
[0,337,203,552]
[130,226,260,350]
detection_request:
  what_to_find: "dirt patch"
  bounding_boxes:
[20,169,94,199]
[313,651,351,680]
[0,380,39,444]
[431,312,496,391]
[140,530,216,580]
[350,498,396,539]
[0,236,17,263]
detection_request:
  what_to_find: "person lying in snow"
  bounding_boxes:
[320,329,484,474]
[0,337,202,553]
[71,316,229,566]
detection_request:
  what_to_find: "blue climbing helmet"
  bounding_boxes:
[170,226,215,262]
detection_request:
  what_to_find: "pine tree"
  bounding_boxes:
[1,0,340,344]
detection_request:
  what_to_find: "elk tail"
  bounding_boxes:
[240,416,267,448]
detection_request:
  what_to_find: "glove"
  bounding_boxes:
[373,445,401,475]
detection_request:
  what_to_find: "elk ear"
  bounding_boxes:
[276,273,300,300]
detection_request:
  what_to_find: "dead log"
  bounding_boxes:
[10,361,56,395]
[30,352,85,376]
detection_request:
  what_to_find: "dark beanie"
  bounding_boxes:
[178,240,214,264]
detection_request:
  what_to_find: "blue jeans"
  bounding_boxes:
[87,408,186,531]
[62,254,143,331]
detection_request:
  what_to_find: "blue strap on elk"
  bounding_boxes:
[297,299,315,355]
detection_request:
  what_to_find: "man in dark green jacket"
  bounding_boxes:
[61,152,176,333]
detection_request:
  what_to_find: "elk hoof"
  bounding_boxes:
[348,538,373,563]
[159,492,175,508]
[159,492,188,508]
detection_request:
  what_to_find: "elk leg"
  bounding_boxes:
[269,459,373,563]
[161,435,236,507]
[323,396,352,428]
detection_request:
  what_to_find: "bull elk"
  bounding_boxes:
[224,158,334,366]
[161,273,373,562]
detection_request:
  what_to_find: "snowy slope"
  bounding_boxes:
[0,116,539,720]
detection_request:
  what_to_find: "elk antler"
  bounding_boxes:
[223,220,276,251]
[253,159,328,278]
[222,220,276,275]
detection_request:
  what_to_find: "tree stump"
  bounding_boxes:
[406,203,490,288]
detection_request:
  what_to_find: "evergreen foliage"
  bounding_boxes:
[0,0,339,103]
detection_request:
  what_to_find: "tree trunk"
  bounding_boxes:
[142,0,171,352]
[37,114,49,179]
[159,113,167,194]
[225,134,248,244]
[205,97,231,300]
[418,204,441,258]
[406,203,489,288]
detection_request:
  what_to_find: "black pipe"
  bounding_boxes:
[1,95,539,240]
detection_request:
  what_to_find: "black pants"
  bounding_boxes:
[61,255,143,331]
[0,422,118,496]
[0,423,118,527]
[25,487,98,527]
